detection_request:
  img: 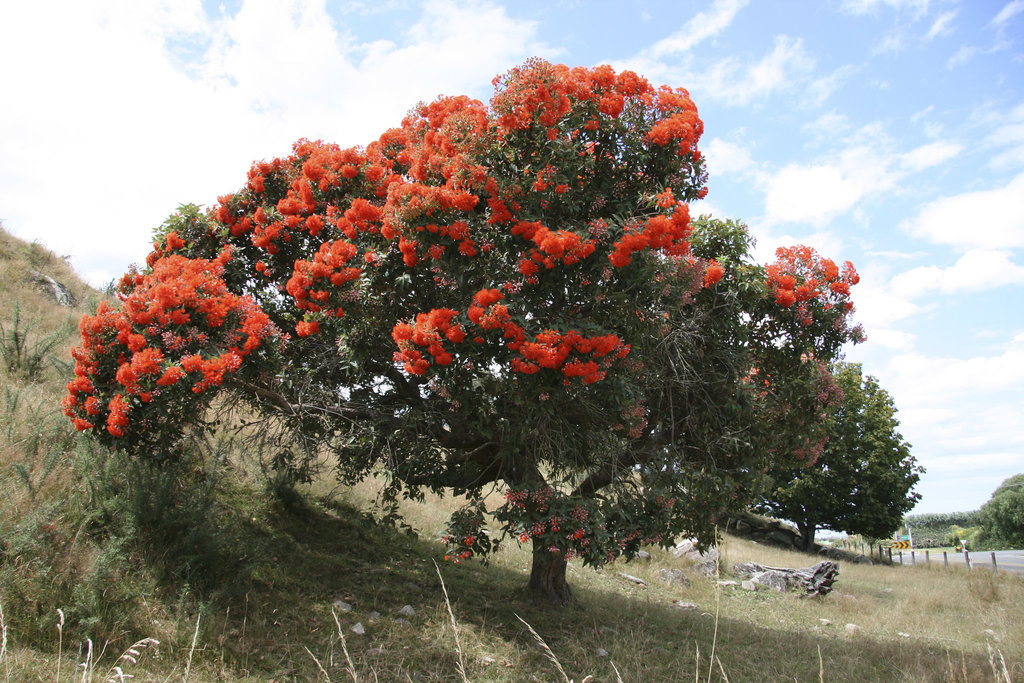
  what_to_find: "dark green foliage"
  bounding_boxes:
[978,474,1024,549]
[903,511,980,548]
[0,302,72,381]
[757,363,923,549]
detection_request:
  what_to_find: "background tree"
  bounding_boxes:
[63,59,861,603]
[977,474,1024,549]
[756,363,922,550]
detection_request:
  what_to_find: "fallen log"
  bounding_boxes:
[731,560,839,596]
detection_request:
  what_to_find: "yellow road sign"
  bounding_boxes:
[891,540,910,549]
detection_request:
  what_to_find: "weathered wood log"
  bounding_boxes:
[731,560,839,596]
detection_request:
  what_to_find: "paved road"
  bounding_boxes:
[891,549,1024,574]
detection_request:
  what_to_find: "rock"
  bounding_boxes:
[595,648,609,657]
[351,622,366,635]
[731,561,839,596]
[30,270,76,307]
[367,611,381,623]
[658,569,690,587]
[751,571,792,592]
[844,623,861,635]
[397,605,416,617]
[635,550,651,561]
[332,600,353,612]
[717,580,738,587]
[618,572,647,586]
[674,539,697,558]
[672,601,698,610]
[741,580,757,591]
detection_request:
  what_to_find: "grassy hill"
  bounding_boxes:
[0,225,1021,681]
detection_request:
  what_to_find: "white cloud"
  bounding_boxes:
[762,146,897,226]
[805,65,857,107]
[901,173,1024,249]
[891,250,1024,298]
[991,0,1024,26]
[802,112,851,142]
[648,0,749,57]
[925,9,958,40]
[685,35,815,106]
[841,0,930,15]
[873,30,906,54]
[899,140,963,171]
[0,0,545,285]
[947,44,981,68]
[705,138,754,175]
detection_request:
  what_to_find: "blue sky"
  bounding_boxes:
[1,0,1021,516]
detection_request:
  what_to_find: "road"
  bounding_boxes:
[891,549,1024,574]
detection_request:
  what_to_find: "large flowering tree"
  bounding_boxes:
[63,59,861,603]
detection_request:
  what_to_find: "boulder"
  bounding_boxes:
[731,561,839,596]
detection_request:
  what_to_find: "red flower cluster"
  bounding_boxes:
[285,239,361,320]
[63,250,274,439]
[609,205,692,268]
[391,308,466,374]
[766,245,859,324]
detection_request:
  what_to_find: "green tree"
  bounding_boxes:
[63,60,861,603]
[978,474,1024,549]
[757,363,922,550]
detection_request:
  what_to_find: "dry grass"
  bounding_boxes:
[1,225,1021,681]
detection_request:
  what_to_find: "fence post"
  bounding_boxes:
[925,550,930,565]
[888,547,893,563]
[911,551,916,565]
[964,549,971,570]
[943,551,948,568]
[991,551,997,574]
[899,551,904,565]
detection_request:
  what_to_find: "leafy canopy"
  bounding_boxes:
[63,60,862,595]
[757,363,922,548]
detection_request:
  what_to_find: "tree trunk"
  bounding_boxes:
[798,521,817,552]
[529,539,573,605]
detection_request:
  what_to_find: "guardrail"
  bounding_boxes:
[834,541,1002,572]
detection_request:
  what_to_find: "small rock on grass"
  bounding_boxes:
[333,600,353,612]
[844,623,861,635]
[351,622,366,635]
[397,605,416,617]
[595,648,609,657]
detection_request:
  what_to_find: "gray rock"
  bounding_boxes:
[397,604,416,617]
[634,550,651,561]
[332,600,353,612]
[844,623,861,635]
[595,648,609,657]
[751,571,792,592]
[658,568,690,587]
[367,611,381,623]
[30,270,76,307]
[741,580,757,591]
[351,622,365,635]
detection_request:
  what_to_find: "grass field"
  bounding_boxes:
[1,225,1021,682]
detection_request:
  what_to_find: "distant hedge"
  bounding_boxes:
[904,511,979,548]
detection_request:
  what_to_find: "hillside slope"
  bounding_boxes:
[0,225,1019,682]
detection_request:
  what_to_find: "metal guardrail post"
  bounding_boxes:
[963,549,971,569]
[991,551,997,573]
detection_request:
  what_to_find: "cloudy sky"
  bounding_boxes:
[1,0,1021,516]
